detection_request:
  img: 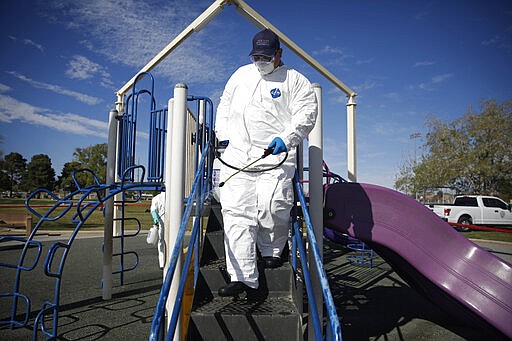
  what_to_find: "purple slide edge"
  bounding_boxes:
[324,182,512,338]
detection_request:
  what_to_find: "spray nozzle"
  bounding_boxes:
[262,147,274,158]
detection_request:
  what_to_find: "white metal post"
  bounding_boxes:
[309,83,323,340]
[164,84,188,340]
[198,99,204,172]
[112,196,122,236]
[347,95,357,182]
[102,108,118,300]
[113,95,125,237]
[193,100,205,234]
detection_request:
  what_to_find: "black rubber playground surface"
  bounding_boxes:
[1,230,510,340]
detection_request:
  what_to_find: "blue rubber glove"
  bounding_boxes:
[268,137,287,155]
[151,211,160,225]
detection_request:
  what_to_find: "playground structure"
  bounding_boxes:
[1,0,511,340]
[0,73,344,340]
[110,1,358,339]
[1,1,353,338]
[0,72,217,339]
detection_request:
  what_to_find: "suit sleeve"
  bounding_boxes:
[281,72,318,150]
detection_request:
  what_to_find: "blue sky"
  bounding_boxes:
[1,0,511,189]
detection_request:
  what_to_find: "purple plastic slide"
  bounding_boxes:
[323,182,512,339]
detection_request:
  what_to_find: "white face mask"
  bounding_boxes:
[255,61,275,75]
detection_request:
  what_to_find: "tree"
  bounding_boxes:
[0,134,4,158]
[72,143,108,184]
[395,99,512,200]
[394,154,416,197]
[0,152,27,197]
[57,161,84,192]
[0,171,10,193]
[21,154,56,192]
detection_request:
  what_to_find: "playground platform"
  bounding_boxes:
[1,229,510,340]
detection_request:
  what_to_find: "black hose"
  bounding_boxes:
[217,149,288,187]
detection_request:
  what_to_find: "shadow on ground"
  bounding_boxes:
[1,234,509,340]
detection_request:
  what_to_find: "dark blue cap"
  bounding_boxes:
[249,29,280,57]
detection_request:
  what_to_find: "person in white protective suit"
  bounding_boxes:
[149,192,166,269]
[215,29,318,297]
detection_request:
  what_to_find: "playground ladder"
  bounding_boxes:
[186,203,303,340]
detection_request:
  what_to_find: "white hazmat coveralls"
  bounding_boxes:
[150,192,166,268]
[215,62,317,288]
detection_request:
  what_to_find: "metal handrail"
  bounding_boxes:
[148,144,210,341]
[117,72,156,181]
[293,173,343,340]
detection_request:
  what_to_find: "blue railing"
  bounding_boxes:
[118,72,157,181]
[292,172,343,341]
[0,163,161,339]
[29,166,151,340]
[187,95,214,285]
[0,237,42,330]
[148,144,211,341]
[148,108,167,182]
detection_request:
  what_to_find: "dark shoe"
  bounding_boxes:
[218,281,250,297]
[263,256,282,268]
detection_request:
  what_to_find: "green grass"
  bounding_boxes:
[1,198,154,232]
[461,230,512,243]
[2,198,511,243]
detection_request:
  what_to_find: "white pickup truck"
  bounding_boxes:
[427,195,512,230]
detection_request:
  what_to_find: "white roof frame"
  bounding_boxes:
[115,0,358,183]
[115,0,358,182]
[116,0,356,98]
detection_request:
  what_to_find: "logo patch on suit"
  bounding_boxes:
[270,88,281,98]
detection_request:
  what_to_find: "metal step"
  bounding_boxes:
[200,231,225,264]
[187,296,302,341]
[198,259,295,298]
[187,209,303,341]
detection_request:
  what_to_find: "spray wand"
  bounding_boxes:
[219,148,274,187]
